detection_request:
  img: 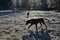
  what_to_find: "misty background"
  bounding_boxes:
[0,0,60,11]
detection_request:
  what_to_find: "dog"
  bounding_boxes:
[25,18,50,31]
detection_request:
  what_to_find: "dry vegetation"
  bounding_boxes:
[0,11,60,40]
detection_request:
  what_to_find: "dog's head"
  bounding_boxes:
[25,20,30,25]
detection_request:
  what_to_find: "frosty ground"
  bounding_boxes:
[0,10,60,40]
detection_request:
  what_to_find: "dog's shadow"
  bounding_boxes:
[22,29,51,40]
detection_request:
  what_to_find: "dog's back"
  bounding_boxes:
[26,18,45,25]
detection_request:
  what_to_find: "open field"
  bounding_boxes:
[0,11,60,40]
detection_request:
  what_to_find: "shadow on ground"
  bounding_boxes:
[22,29,51,40]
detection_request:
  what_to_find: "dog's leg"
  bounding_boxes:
[36,24,38,33]
[40,23,42,28]
[40,23,42,30]
[44,23,47,30]
[43,21,47,30]
[28,24,32,29]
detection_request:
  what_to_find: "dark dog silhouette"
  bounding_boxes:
[25,18,50,32]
